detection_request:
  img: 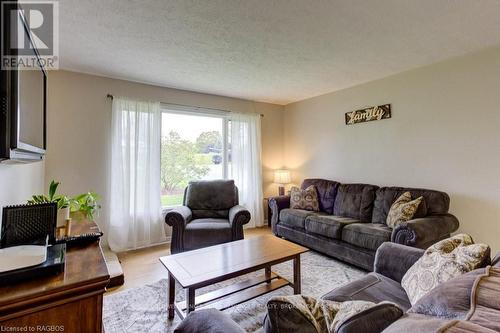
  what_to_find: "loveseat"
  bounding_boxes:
[269,179,459,270]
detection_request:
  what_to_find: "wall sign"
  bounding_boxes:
[345,104,391,125]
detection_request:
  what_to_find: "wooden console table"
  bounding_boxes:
[0,221,110,333]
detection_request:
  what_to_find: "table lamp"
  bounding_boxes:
[274,169,291,196]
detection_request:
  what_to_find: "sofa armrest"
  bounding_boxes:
[165,206,192,254]
[268,195,290,234]
[229,205,251,240]
[391,213,459,249]
[374,243,425,283]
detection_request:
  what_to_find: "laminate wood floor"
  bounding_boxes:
[106,226,273,295]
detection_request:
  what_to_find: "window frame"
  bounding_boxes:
[160,104,231,211]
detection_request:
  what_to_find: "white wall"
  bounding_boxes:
[46,70,284,235]
[0,162,45,230]
[284,46,500,254]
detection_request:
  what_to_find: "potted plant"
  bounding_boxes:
[29,180,102,224]
[70,192,101,221]
[28,180,71,227]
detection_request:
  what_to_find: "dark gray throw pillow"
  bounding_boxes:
[337,302,403,333]
[174,308,244,333]
[408,268,485,319]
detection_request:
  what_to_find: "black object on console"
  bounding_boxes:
[1,202,58,248]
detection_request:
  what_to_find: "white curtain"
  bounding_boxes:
[230,112,264,228]
[108,97,164,251]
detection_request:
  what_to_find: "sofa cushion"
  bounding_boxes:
[386,192,423,228]
[183,218,232,250]
[341,223,392,251]
[279,208,322,229]
[305,215,360,240]
[322,272,412,311]
[301,179,340,214]
[333,184,378,222]
[372,187,449,224]
[290,185,320,211]
[401,234,491,305]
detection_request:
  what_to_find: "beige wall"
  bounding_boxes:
[0,162,45,229]
[284,46,500,254]
[46,70,284,233]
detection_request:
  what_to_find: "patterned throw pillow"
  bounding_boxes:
[290,185,320,211]
[401,234,490,305]
[386,192,423,228]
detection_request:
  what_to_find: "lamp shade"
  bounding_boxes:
[274,169,291,184]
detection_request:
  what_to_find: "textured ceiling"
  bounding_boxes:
[59,0,500,105]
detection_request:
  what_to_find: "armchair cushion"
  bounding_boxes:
[391,214,460,248]
[183,218,232,251]
[185,180,238,219]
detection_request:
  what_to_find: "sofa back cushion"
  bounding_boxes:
[301,179,339,214]
[184,180,238,219]
[333,184,378,222]
[372,187,449,224]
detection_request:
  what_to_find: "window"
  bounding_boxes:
[160,107,230,207]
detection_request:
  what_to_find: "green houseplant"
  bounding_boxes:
[29,180,101,222]
[28,180,71,226]
[28,180,70,209]
[70,192,101,221]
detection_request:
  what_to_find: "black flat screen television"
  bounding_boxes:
[1,2,47,162]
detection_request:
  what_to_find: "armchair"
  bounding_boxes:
[165,180,251,254]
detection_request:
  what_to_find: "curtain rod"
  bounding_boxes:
[106,94,264,117]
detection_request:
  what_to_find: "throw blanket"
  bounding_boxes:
[437,266,500,333]
[267,295,382,333]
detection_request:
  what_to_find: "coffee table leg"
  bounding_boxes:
[168,271,175,319]
[293,255,301,294]
[265,266,271,282]
[186,287,196,314]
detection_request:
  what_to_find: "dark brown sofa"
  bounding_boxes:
[269,179,459,270]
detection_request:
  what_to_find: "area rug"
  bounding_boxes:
[103,251,365,333]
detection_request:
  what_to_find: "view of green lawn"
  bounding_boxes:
[161,193,184,207]
[161,113,226,208]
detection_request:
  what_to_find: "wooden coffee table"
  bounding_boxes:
[159,235,308,319]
